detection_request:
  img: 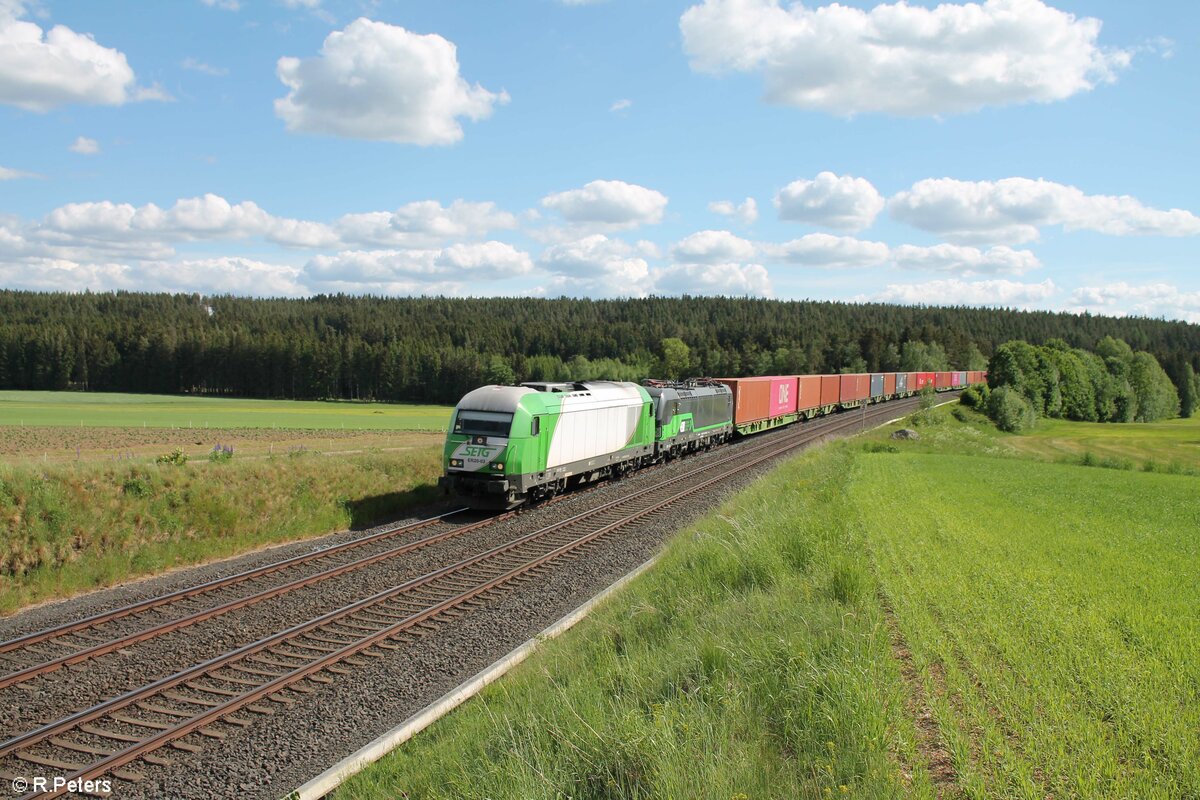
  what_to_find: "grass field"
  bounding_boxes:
[1007,415,1200,472]
[0,390,453,431]
[335,406,1199,799]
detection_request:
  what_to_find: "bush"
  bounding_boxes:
[208,444,234,463]
[987,386,1036,433]
[918,385,936,410]
[155,448,188,466]
[862,441,900,453]
[122,476,151,497]
[959,383,989,409]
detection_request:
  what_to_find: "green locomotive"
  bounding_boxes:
[440,379,733,509]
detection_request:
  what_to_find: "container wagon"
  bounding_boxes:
[839,373,870,408]
[716,376,799,435]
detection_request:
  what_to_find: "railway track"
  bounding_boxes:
[0,396,931,798]
[0,509,505,689]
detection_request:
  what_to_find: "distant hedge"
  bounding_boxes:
[986,337,1187,428]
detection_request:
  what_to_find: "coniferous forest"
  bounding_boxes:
[1,290,1198,406]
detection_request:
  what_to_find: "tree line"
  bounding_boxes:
[1,290,1198,407]
[962,337,1196,432]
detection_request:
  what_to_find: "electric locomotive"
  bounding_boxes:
[439,379,732,509]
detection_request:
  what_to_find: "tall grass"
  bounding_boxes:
[0,447,442,614]
[337,446,927,799]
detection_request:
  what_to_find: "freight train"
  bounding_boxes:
[440,370,984,509]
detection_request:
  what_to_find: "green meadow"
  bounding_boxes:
[0,390,452,431]
[335,406,1200,799]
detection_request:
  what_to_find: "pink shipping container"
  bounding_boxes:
[768,376,799,417]
[819,375,841,406]
[840,373,869,402]
[798,375,822,411]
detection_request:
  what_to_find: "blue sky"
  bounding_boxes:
[1,0,1197,320]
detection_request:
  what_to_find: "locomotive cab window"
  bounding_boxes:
[453,411,513,436]
[531,416,541,436]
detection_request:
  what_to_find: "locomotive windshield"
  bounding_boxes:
[453,410,514,437]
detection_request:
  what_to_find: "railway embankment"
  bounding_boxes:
[333,405,1200,799]
[0,445,443,614]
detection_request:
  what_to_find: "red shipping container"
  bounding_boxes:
[717,377,769,424]
[819,374,840,406]
[769,376,799,417]
[918,372,935,389]
[907,372,919,391]
[935,372,952,389]
[840,373,869,402]
[884,373,897,395]
[798,375,822,411]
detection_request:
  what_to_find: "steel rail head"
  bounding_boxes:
[0,508,470,655]
[0,513,499,690]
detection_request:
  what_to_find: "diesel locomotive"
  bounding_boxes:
[440,370,984,509]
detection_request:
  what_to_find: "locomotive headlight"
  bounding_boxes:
[495,462,504,471]
[450,459,462,467]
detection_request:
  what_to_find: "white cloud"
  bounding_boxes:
[655,262,772,297]
[610,98,631,112]
[538,234,654,297]
[281,0,322,7]
[1069,282,1200,324]
[201,0,240,11]
[43,194,339,249]
[144,257,305,296]
[775,172,884,231]
[0,255,306,296]
[0,165,40,180]
[0,256,135,293]
[274,18,507,145]
[540,180,668,229]
[335,200,518,247]
[765,233,889,269]
[68,135,99,155]
[672,230,756,264]
[891,243,1040,276]
[181,57,228,76]
[305,242,532,293]
[873,277,1057,307]
[680,0,1130,117]
[890,177,1200,244]
[709,197,758,225]
[1,193,526,271]
[0,1,168,111]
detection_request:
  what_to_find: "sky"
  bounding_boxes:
[0,0,1198,321]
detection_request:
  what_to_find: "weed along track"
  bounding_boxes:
[0,398,929,799]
